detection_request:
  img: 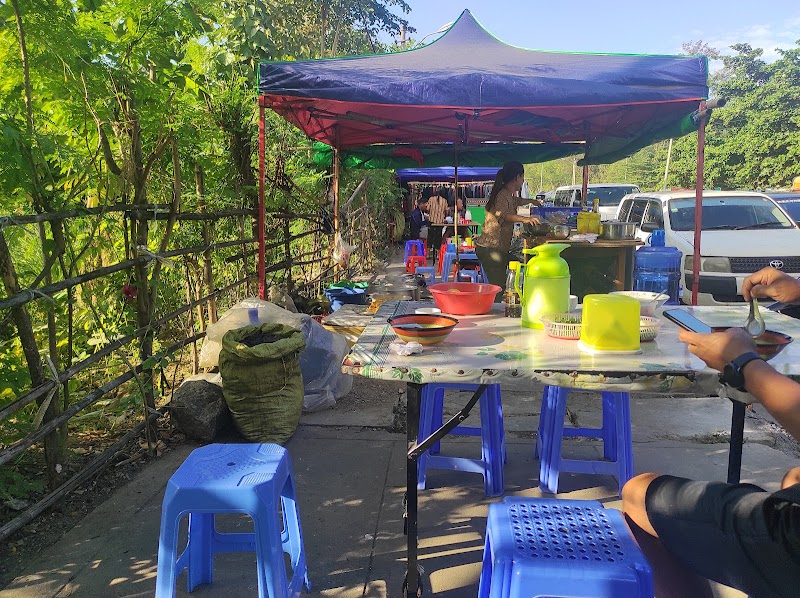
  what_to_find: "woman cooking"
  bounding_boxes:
[474,161,540,288]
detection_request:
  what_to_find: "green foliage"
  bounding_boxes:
[529,40,800,193]
[0,467,46,502]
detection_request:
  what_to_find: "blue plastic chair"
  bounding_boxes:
[441,252,485,282]
[478,497,653,598]
[404,240,426,261]
[414,265,436,284]
[537,386,634,496]
[155,444,310,598]
[417,383,505,497]
[457,269,479,282]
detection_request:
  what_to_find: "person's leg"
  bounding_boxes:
[781,466,800,488]
[624,473,800,598]
[474,245,507,291]
[622,474,714,597]
[621,472,660,535]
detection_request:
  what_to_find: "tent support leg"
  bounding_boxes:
[333,126,341,279]
[581,164,589,207]
[691,100,707,306]
[258,97,267,300]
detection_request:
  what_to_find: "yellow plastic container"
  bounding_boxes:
[578,294,640,353]
[577,212,600,234]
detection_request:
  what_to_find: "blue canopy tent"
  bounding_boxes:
[257,8,713,304]
[257,11,720,592]
[395,167,499,183]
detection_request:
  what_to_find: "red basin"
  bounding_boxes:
[427,282,502,315]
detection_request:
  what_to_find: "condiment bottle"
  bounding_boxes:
[504,261,522,318]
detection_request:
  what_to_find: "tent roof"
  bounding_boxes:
[395,167,500,183]
[259,9,708,161]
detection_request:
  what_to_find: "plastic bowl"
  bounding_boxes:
[388,314,459,345]
[712,327,793,361]
[427,282,502,315]
[609,291,669,317]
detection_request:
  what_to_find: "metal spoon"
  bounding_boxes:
[744,297,766,337]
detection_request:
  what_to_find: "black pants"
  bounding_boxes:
[474,245,509,296]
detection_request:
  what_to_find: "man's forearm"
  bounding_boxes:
[743,359,800,442]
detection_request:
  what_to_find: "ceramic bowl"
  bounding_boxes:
[712,327,793,361]
[609,291,670,317]
[387,314,459,345]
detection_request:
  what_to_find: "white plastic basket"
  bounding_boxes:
[541,313,583,340]
[541,313,662,342]
[639,316,662,342]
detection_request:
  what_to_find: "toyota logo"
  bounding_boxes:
[770,259,785,270]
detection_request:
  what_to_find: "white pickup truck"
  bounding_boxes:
[615,190,800,305]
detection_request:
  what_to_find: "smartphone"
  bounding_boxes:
[662,308,713,333]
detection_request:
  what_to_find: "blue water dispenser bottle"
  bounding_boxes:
[633,229,682,304]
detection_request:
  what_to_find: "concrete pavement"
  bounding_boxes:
[2,376,797,598]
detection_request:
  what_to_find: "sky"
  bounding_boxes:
[391,1,800,64]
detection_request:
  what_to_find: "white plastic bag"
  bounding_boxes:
[199,298,352,411]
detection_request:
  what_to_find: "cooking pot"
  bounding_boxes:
[549,224,571,239]
[522,222,551,237]
[367,280,421,301]
[599,220,637,240]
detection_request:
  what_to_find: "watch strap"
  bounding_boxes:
[723,351,763,391]
[731,351,763,370]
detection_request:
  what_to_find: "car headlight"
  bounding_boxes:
[683,256,731,273]
[702,257,731,272]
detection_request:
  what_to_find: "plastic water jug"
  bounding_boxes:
[515,243,571,329]
[633,229,682,304]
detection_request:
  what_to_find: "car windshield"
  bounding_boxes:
[667,196,795,231]
[587,186,640,206]
[776,201,800,222]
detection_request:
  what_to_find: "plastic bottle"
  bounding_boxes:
[504,261,522,318]
[633,229,682,304]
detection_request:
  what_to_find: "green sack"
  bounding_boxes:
[219,323,306,445]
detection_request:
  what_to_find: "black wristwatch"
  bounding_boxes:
[720,352,763,391]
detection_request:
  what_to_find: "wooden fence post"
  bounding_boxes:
[0,230,63,488]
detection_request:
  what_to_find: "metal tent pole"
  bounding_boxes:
[258,97,267,299]
[333,126,341,279]
[691,100,707,306]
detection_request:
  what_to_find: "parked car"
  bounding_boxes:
[616,191,800,305]
[553,183,640,220]
[767,192,800,224]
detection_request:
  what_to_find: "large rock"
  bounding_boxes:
[170,375,231,442]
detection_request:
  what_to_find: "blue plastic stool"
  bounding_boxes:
[155,444,310,598]
[458,269,479,282]
[417,383,505,497]
[537,386,634,496]
[441,252,480,282]
[415,265,436,284]
[478,497,653,598]
[404,240,426,260]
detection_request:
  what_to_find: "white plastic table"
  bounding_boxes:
[342,301,800,596]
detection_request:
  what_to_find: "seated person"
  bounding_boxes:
[409,198,430,241]
[622,266,800,598]
[441,196,472,242]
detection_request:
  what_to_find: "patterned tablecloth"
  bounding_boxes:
[342,301,800,396]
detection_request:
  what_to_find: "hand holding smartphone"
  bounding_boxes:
[662,309,713,334]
